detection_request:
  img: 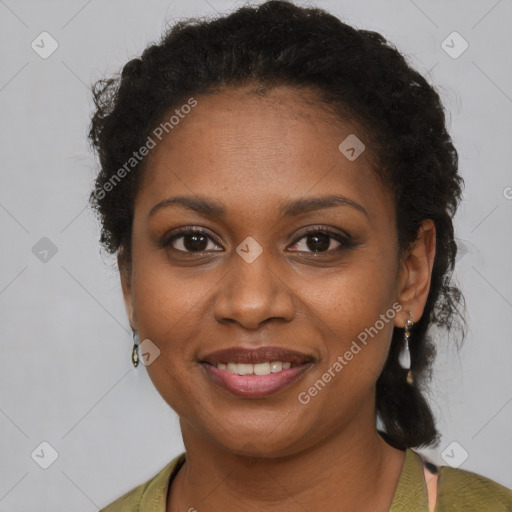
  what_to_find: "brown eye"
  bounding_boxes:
[164,228,223,253]
[288,228,354,253]
[303,232,333,252]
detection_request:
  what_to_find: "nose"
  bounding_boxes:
[213,249,295,330]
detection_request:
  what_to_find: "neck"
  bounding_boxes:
[168,413,405,512]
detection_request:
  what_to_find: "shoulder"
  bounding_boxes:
[98,482,145,512]
[99,453,186,512]
[436,464,512,511]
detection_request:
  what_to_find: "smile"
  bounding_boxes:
[216,361,293,375]
[200,360,313,398]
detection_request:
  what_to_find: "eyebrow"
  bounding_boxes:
[148,194,368,219]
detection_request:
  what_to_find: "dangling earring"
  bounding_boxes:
[398,312,414,385]
[132,330,140,368]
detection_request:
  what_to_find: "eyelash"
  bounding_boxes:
[162,226,356,255]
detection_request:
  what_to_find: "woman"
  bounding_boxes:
[89,1,512,510]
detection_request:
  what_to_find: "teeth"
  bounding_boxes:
[270,361,282,373]
[216,361,293,375]
[237,363,253,375]
[254,362,270,375]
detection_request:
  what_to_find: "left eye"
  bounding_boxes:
[288,230,348,253]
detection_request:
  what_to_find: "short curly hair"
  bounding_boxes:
[88,0,466,449]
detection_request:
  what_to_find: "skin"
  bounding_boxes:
[119,85,436,511]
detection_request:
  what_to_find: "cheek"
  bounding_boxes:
[297,290,396,428]
[131,247,203,331]
[132,266,208,415]
[130,253,211,384]
[308,255,398,377]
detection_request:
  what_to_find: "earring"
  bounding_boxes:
[132,331,140,368]
[398,312,414,385]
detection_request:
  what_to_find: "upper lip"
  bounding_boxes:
[200,346,314,365]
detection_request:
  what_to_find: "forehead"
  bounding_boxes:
[138,86,393,225]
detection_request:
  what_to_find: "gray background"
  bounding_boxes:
[0,0,511,510]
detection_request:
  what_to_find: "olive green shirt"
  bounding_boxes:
[99,449,512,511]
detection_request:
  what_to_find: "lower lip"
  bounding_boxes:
[201,363,313,398]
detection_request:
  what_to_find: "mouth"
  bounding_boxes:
[199,346,314,398]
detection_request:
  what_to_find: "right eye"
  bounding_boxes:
[164,227,223,253]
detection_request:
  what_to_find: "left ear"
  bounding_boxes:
[394,219,436,328]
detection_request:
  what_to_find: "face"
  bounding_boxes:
[121,85,433,457]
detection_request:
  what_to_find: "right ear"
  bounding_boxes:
[118,248,136,331]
